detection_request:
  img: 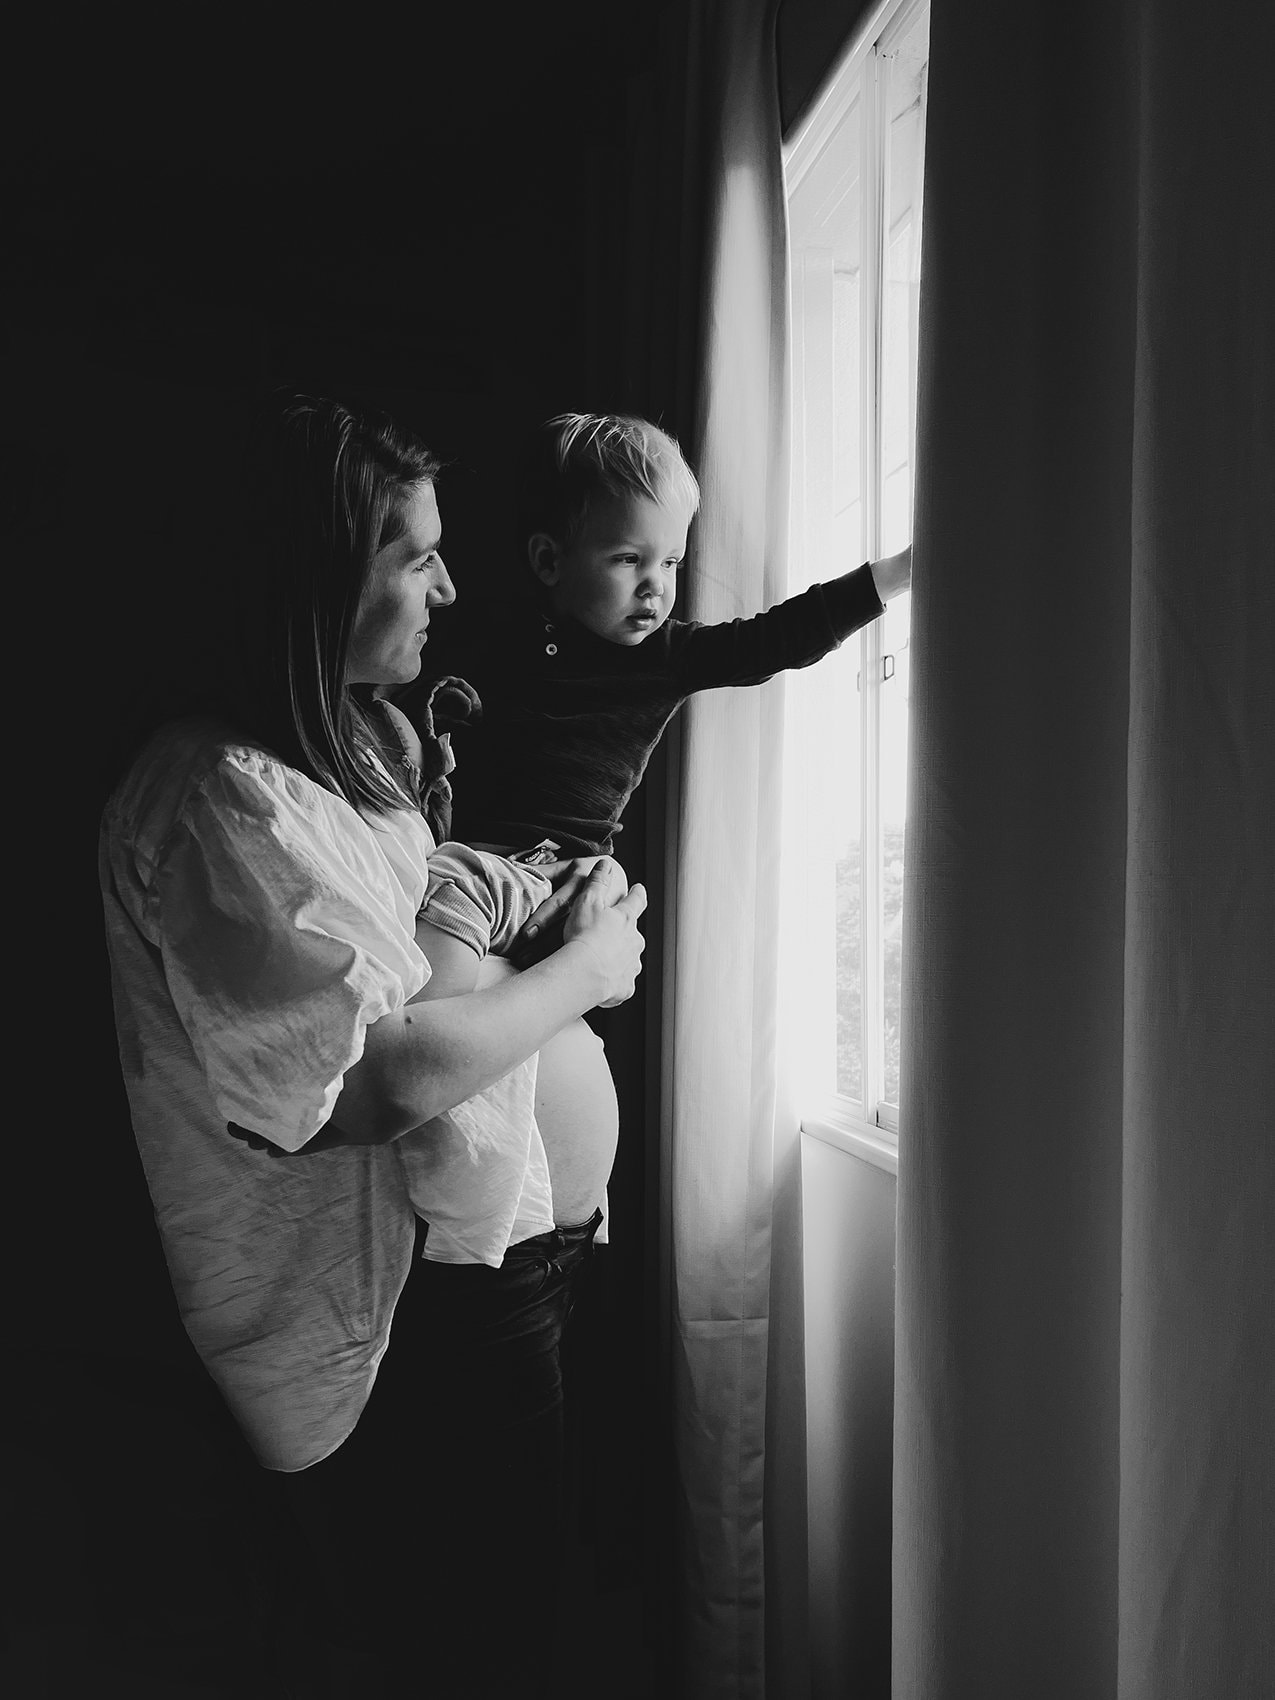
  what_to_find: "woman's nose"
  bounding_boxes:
[430,556,457,605]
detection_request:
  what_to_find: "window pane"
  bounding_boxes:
[790,639,862,1105]
[879,7,929,557]
[833,265,862,564]
[833,646,863,1101]
[880,593,910,1105]
[789,85,866,1105]
[790,91,864,584]
[878,6,927,1108]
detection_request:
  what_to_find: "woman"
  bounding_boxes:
[99,393,645,1694]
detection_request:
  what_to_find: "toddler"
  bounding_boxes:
[380,413,907,1258]
[394,410,909,982]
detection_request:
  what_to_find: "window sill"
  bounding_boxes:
[800,1102,899,1176]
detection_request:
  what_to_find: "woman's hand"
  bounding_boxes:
[559,860,647,1009]
[869,544,912,603]
[508,856,626,967]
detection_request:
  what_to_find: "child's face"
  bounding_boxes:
[534,492,688,646]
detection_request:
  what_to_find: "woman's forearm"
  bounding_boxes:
[326,939,608,1145]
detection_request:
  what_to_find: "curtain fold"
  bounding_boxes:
[660,3,802,1695]
[895,1,1273,1696]
[1118,5,1274,1692]
[572,6,804,1688]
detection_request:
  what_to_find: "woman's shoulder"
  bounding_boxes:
[104,715,432,904]
[125,716,427,829]
[109,716,293,806]
[104,718,347,860]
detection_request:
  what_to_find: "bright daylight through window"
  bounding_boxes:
[782,0,928,1155]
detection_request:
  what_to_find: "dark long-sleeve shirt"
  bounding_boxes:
[401,563,885,858]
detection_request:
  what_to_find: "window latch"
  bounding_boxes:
[857,655,896,691]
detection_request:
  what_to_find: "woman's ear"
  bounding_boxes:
[527,532,562,586]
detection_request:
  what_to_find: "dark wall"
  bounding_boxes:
[7,3,686,1334]
[6,6,860,1677]
[778,0,875,134]
[9,7,678,735]
[2,0,865,1329]
[7,10,701,1680]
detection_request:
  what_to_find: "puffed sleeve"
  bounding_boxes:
[153,749,429,1151]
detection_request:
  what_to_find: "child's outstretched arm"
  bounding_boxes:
[671,548,910,693]
[869,544,912,603]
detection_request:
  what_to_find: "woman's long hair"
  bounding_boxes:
[233,392,443,815]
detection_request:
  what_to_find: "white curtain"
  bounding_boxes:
[894,1,1274,1697]
[661,3,805,1695]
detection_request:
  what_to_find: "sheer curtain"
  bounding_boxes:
[658,3,805,1696]
[894,2,1274,1697]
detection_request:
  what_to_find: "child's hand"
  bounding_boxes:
[869,544,912,603]
[508,856,627,968]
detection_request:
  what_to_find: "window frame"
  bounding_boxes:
[783,0,929,1173]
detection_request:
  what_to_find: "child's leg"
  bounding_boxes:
[410,918,483,1001]
[413,842,553,1002]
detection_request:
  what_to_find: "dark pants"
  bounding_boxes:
[279,1211,602,1698]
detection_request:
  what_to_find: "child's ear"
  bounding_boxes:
[527,532,562,587]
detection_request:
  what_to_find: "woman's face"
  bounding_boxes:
[347,481,456,687]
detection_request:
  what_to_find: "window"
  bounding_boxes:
[782,0,929,1163]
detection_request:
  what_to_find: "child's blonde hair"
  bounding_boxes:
[519,412,701,548]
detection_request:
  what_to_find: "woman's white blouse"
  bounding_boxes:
[99,720,552,1471]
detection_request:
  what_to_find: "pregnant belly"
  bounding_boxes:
[476,956,619,1224]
